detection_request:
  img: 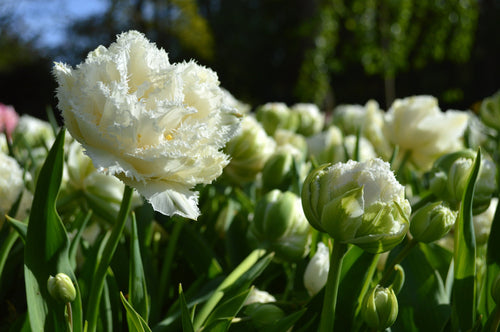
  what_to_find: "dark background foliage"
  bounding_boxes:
[0,0,499,120]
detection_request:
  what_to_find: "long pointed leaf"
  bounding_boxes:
[129,212,149,321]
[23,129,83,332]
[121,291,152,332]
[179,284,195,332]
[452,149,481,330]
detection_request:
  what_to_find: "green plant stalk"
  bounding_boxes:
[319,240,347,332]
[85,185,134,332]
[192,248,266,330]
[352,253,381,330]
[158,220,184,308]
[379,236,417,286]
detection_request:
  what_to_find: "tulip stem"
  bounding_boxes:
[86,185,134,332]
[319,240,347,332]
[380,236,417,286]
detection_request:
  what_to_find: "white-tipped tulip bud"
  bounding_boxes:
[480,90,500,131]
[301,159,410,253]
[361,285,399,330]
[47,273,76,303]
[410,202,456,243]
[248,190,311,262]
[303,242,330,296]
[223,116,276,184]
[291,103,324,137]
[256,102,299,136]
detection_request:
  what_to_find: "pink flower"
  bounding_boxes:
[0,104,19,140]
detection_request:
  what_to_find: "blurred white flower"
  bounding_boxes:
[244,288,277,305]
[53,31,240,219]
[13,115,54,149]
[306,125,344,164]
[0,152,24,222]
[344,135,377,162]
[223,115,276,184]
[291,103,324,136]
[383,95,468,170]
[474,198,498,245]
[304,242,330,296]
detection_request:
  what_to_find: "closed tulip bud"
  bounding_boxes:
[47,273,76,303]
[427,149,497,214]
[301,159,410,253]
[291,103,324,137]
[410,202,456,243]
[256,102,299,136]
[361,285,399,330]
[262,145,303,191]
[223,116,276,184]
[480,90,500,131]
[245,303,285,328]
[303,242,330,296]
[248,190,310,262]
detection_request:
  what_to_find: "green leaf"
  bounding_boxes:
[192,249,270,330]
[391,244,450,332]
[179,284,195,332]
[129,212,149,321]
[452,149,481,330]
[0,228,19,282]
[23,129,83,332]
[202,288,251,331]
[262,308,306,332]
[6,215,27,243]
[68,210,92,270]
[121,291,152,332]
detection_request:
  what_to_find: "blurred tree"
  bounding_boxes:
[62,0,214,65]
[297,0,479,108]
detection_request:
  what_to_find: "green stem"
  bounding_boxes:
[319,241,347,332]
[86,185,134,332]
[158,220,184,307]
[66,302,73,332]
[379,236,417,286]
[0,231,18,279]
[490,306,500,332]
[411,191,436,211]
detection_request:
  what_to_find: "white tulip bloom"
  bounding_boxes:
[383,95,468,170]
[304,242,330,296]
[0,152,24,222]
[53,31,240,219]
[244,288,277,305]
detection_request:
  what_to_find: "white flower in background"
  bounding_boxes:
[383,95,468,170]
[306,125,344,164]
[273,129,308,160]
[13,115,55,149]
[0,152,24,222]
[291,103,324,136]
[304,242,330,296]
[244,288,277,305]
[474,198,498,245]
[65,140,142,206]
[0,134,7,153]
[53,31,240,219]
[256,102,298,136]
[344,135,377,162]
[223,115,276,184]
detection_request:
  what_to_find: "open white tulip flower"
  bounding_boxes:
[383,95,468,170]
[53,31,241,219]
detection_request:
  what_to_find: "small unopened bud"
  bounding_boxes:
[410,202,456,243]
[244,303,285,328]
[361,285,399,330]
[47,273,76,303]
[303,242,330,296]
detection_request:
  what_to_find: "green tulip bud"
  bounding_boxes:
[244,303,285,328]
[301,159,410,253]
[262,145,304,191]
[492,272,500,305]
[256,102,299,136]
[223,116,276,184]
[480,90,500,131]
[427,149,497,214]
[248,190,311,262]
[410,202,456,243]
[274,129,308,159]
[361,285,399,330]
[290,103,324,137]
[47,273,76,303]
